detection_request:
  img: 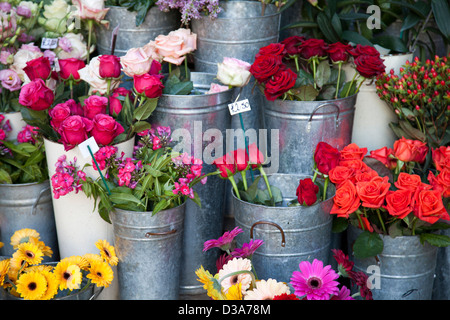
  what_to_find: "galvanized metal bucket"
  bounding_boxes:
[191,1,281,134]
[233,173,335,284]
[0,181,59,262]
[432,227,450,300]
[263,94,357,175]
[149,72,234,295]
[347,225,438,300]
[109,203,186,300]
[96,6,180,56]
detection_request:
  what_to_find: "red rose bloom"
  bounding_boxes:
[23,56,52,81]
[49,102,71,131]
[328,165,355,187]
[413,188,450,224]
[109,87,133,116]
[58,58,86,81]
[330,179,360,218]
[368,147,397,170]
[249,54,283,83]
[356,176,391,209]
[348,44,380,58]
[98,54,121,78]
[280,36,306,56]
[133,73,164,98]
[18,78,54,111]
[213,153,236,178]
[58,115,93,151]
[248,143,265,169]
[383,189,413,219]
[393,137,427,163]
[256,43,285,57]
[83,95,108,120]
[298,38,328,59]
[233,148,249,171]
[296,178,319,206]
[314,141,341,175]
[432,146,450,171]
[327,42,352,63]
[354,55,386,79]
[263,67,297,101]
[91,114,125,146]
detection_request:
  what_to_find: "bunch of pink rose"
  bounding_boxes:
[50,155,86,199]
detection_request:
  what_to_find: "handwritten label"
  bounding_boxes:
[228,99,251,116]
[78,137,99,159]
[41,38,58,49]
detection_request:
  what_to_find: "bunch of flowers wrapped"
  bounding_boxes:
[0,121,47,184]
[195,227,372,300]
[375,55,449,149]
[327,139,450,258]
[249,37,386,101]
[79,126,211,222]
[0,228,117,300]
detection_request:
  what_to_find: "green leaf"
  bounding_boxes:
[432,0,450,40]
[317,11,340,43]
[152,199,168,215]
[372,35,408,53]
[352,231,384,259]
[332,217,348,233]
[246,176,262,202]
[0,168,12,184]
[164,80,194,95]
[132,121,152,135]
[315,60,331,88]
[420,233,450,247]
[270,185,283,203]
[341,30,373,46]
[133,97,158,121]
[398,119,426,141]
[293,84,319,101]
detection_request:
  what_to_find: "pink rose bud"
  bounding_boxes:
[99,54,121,79]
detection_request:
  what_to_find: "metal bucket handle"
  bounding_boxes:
[250,221,286,247]
[31,185,51,216]
[145,229,177,237]
[89,286,104,300]
[306,103,340,133]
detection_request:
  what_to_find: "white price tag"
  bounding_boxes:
[41,38,58,49]
[78,137,99,159]
[228,99,251,116]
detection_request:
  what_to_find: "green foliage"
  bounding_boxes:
[106,0,158,26]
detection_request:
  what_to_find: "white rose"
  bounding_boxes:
[78,56,120,94]
[72,0,109,22]
[216,57,251,87]
[56,33,89,60]
[39,0,70,33]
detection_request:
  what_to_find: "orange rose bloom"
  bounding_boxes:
[394,172,428,192]
[383,189,413,219]
[356,176,391,209]
[413,189,450,224]
[330,180,360,218]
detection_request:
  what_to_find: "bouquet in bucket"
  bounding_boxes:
[195,227,373,300]
[79,125,214,222]
[328,138,450,258]
[0,120,47,184]
[0,228,117,300]
[249,37,386,101]
[375,54,449,149]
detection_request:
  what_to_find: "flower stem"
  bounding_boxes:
[335,62,342,99]
[323,177,329,201]
[376,209,387,234]
[229,175,241,200]
[259,166,273,200]
[218,270,256,289]
[345,72,358,97]
[241,170,248,191]
[356,210,365,231]
[87,19,93,65]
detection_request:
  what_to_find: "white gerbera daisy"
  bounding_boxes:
[218,258,253,294]
[244,278,290,300]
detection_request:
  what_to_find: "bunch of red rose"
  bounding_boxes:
[249,36,385,101]
[326,139,449,234]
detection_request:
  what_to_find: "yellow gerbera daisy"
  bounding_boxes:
[83,253,103,265]
[61,256,90,271]
[24,265,54,273]
[54,260,82,291]
[15,271,47,300]
[86,260,114,288]
[0,241,3,249]
[0,259,10,287]
[15,242,44,265]
[10,228,40,249]
[10,251,28,271]
[195,266,225,300]
[28,238,53,258]
[95,240,118,266]
[38,270,59,300]
[225,283,243,300]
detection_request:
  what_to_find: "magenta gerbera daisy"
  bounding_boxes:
[231,239,264,258]
[203,227,243,252]
[290,259,340,300]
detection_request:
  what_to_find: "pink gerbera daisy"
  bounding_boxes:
[290,259,340,300]
[231,239,264,259]
[203,227,243,252]
[331,286,354,300]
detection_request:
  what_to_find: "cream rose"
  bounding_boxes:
[56,33,89,61]
[120,47,152,77]
[154,28,197,66]
[78,56,120,94]
[39,0,70,33]
[216,57,252,87]
[72,0,109,22]
[167,28,197,54]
